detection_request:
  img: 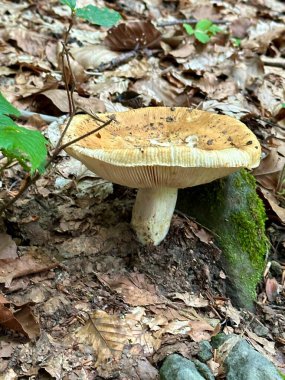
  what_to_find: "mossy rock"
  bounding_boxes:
[177,169,268,310]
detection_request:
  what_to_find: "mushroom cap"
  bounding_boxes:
[62,107,261,188]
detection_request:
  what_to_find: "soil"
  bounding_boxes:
[0,168,284,379]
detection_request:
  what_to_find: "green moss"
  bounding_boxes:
[177,169,268,309]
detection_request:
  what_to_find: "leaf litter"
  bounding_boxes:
[0,0,285,378]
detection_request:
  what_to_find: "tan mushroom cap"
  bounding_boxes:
[63,107,261,188]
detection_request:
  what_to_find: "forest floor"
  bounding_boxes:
[0,0,285,379]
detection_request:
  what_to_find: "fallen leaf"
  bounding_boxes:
[71,45,119,70]
[75,309,159,366]
[259,187,285,224]
[3,27,49,56]
[0,301,40,340]
[0,234,17,260]
[0,251,58,288]
[188,320,214,342]
[265,277,279,302]
[171,292,209,308]
[98,273,164,306]
[105,21,161,51]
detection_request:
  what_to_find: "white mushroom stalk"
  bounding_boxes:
[131,187,178,245]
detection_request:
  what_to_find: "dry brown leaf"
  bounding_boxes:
[188,320,214,342]
[154,320,191,338]
[0,234,17,260]
[219,301,241,326]
[256,74,285,117]
[71,45,119,70]
[131,73,187,106]
[196,73,238,100]
[0,302,40,340]
[98,273,164,306]
[259,187,285,224]
[230,18,252,39]
[253,148,285,190]
[265,277,279,302]
[182,47,235,74]
[0,251,58,288]
[231,56,264,90]
[3,27,49,56]
[171,292,209,308]
[243,21,285,53]
[245,329,276,356]
[105,21,161,51]
[76,309,159,366]
[76,310,127,365]
[34,89,105,114]
[169,43,195,59]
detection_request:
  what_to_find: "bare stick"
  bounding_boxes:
[156,19,228,27]
[262,59,285,69]
[18,110,59,123]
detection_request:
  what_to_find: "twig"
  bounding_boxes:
[18,110,59,124]
[175,209,220,238]
[156,19,228,27]
[97,50,138,72]
[262,59,285,69]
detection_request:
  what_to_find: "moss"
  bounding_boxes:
[177,169,268,309]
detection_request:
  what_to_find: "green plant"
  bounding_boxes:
[183,19,222,44]
[231,37,242,47]
[60,0,121,27]
[0,93,48,174]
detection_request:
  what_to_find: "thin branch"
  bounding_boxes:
[262,59,285,69]
[54,117,115,154]
[156,19,228,27]
[18,110,59,124]
[97,50,138,72]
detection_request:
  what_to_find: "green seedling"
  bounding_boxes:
[231,37,242,47]
[183,19,222,44]
[60,0,121,27]
[0,92,48,174]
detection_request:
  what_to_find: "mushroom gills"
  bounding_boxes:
[131,187,178,245]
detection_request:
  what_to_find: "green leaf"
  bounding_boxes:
[0,93,20,117]
[194,31,211,44]
[231,37,241,47]
[0,122,48,173]
[209,24,222,35]
[183,23,194,35]
[76,5,121,27]
[281,103,285,108]
[60,0,77,10]
[196,19,213,31]
[0,115,19,128]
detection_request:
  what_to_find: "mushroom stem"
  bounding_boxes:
[131,187,178,245]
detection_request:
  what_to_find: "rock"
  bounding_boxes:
[177,169,268,310]
[194,359,215,380]
[253,323,269,337]
[160,354,208,380]
[225,340,283,380]
[197,341,213,362]
[270,261,283,277]
[211,333,233,349]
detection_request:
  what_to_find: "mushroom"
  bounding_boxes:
[62,107,261,245]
